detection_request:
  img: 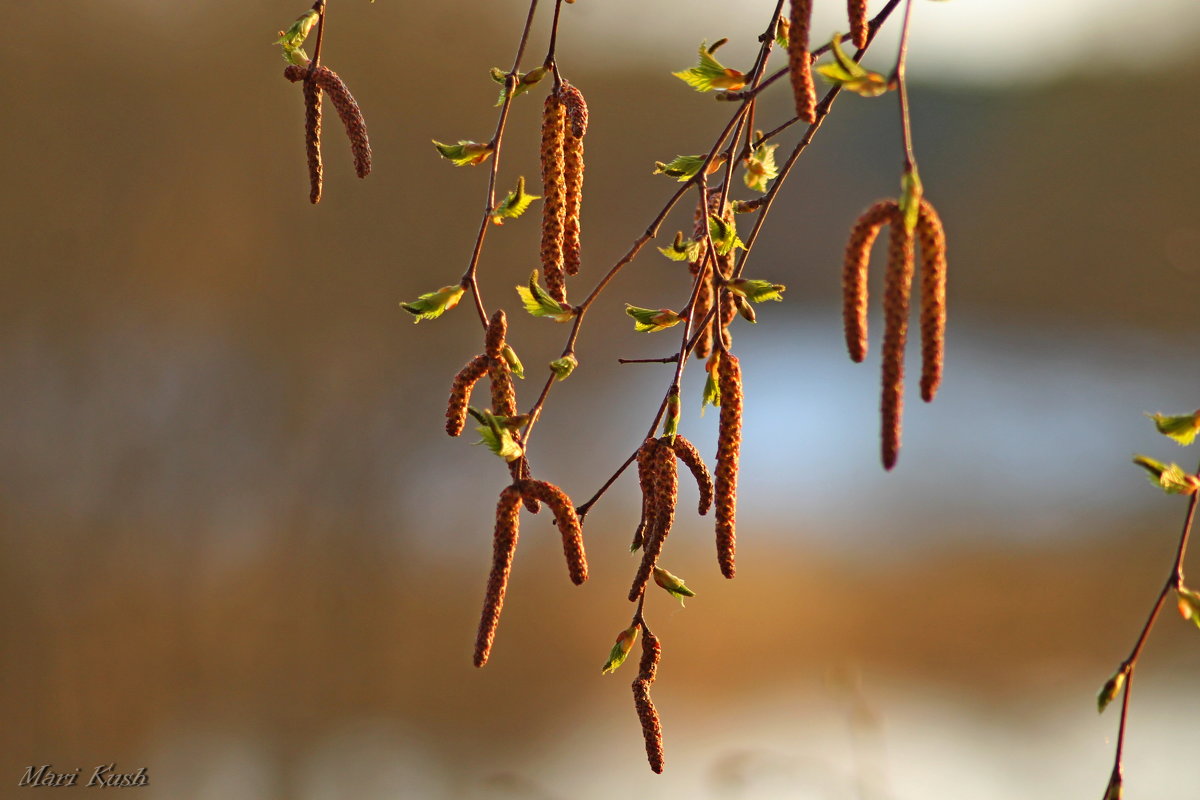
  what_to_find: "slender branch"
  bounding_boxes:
[890,0,917,172]
[545,0,566,84]
[309,0,327,70]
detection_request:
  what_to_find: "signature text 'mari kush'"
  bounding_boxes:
[19,764,149,788]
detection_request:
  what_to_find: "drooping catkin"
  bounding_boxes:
[632,438,659,551]
[629,441,678,601]
[474,486,522,668]
[445,354,490,437]
[286,65,372,179]
[916,199,947,403]
[511,457,540,514]
[881,215,915,471]
[540,92,568,303]
[848,0,869,50]
[302,76,323,204]
[692,265,715,359]
[519,479,588,585]
[560,83,587,277]
[632,631,664,773]
[485,309,507,360]
[489,355,518,419]
[671,435,713,515]
[714,353,742,579]
[842,200,899,363]
[787,0,817,124]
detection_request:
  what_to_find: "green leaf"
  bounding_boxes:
[1177,586,1200,631]
[653,153,727,182]
[515,270,576,322]
[1097,667,1127,713]
[432,139,494,167]
[701,353,721,412]
[399,284,466,323]
[658,231,702,262]
[626,305,683,333]
[277,10,318,64]
[491,65,548,106]
[601,625,639,674]
[1147,411,1200,446]
[774,17,789,49]
[662,394,681,438]
[1132,455,1200,495]
[549,354,578,381]
[726,278,786,303]
[653,566,697,606]
[501,345,525,380]
[900,168,924,234]
[491,176,540,223]
[469,408,524,462]
[816,35,889,97]
[672,41,747,93]
[742,140,779,193]
[708,215,745,256]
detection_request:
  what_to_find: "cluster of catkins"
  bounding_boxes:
[283,63,372,203]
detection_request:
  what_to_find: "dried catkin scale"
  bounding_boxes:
[633,632,664,773]
[474,486,522,668]
[842,200,899,363]
[518,479,588,585]
[445,354,490,436]
[848,0,869,50]
[560,83,587,277]
[632,438,660,551]
[787,0,817,124]
[629,441,678,602]
[302,77,323,204]
[540,92,568,303]
[714,353,742,578]
[670,435,714,515]
[916,199,947,403]
[881,214,915,471]
[285,65,372,179]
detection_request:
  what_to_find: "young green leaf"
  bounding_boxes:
[277,10,318,64]
[708,215,745,256]
[399,284,466,323]
[491,65,548,106]
[774,17,790,49]
[1147,411,1200,446]
[516,270,576,322]
[672,41,747,92]
[1132,455,1200,495]
[501,345,525,380]
[601,625,639,675]
[653,153,727,182]
[1177,586,1200,631]
[726,278,786,303]
[658,231,702,262]
[653,566,697,606]
[701,353,721,411]
[1097,667,1127,713]
[469,408,524,462]
[549,354,578,381]
[742,141,779,193]
[816,34,889,97]
[662,394,681,438]
[900,168,923,234]
[491,176,540,224]
[432,139,495,167]
[626,305,684,333]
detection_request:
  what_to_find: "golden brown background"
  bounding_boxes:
[3,2,1200,798]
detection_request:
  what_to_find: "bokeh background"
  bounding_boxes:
[3,1,1200,798]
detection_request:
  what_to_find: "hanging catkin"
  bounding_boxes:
[670,435,713,515]
[560,83,588,277]
[881,214,915,471]
[540,91,568,303]
[842,200,899,363]
[445,354,490,437]
[632,438,660,551]
[632,631,664,773]
[284,64,372,179]
[714,353,742,578]
[848,0,869,50]
[787,0,817,124]
[519,479,588,585]
[916,199,947,403]
[302,76,323,204]
[474,486,522,667]
[629,440,678,601]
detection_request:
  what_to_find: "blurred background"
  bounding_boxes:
[3,1,1200,798]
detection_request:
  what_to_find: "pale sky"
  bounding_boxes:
[563,0,1200,85]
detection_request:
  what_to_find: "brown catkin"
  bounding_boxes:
[540,92,568,303]
[485,309,507,361]
[714,353,742,579]
[489,357,518,419]
[881,215,915,471]
[671,435,714,515]
[632,438,659,551]
[632,632,664,773]
[302,76,323,204]
[445,354,490,437]
[511,457,541,514]
[787,0,817,124]
[519,479,588,585]
[692,266,715,359]
[842,200,900,363]
[629,441,678,601]
[474,486,522,668]
[560,83,587,277]
[848,0,869,50]
[916,199,947,403]
[286,65,372,179]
